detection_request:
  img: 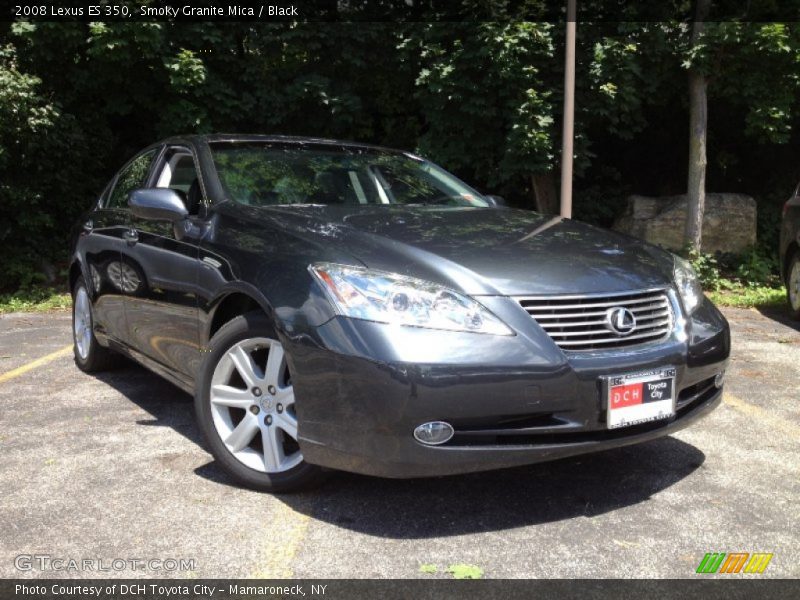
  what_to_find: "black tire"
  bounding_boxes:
[194,312,326,492]
[786,250,800,320]
[72,276,120,372]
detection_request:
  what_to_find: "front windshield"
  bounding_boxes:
[210,143,489,208]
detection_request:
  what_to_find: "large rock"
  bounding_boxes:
[613,193,757,253]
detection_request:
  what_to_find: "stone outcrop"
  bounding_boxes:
[613,193,757,253]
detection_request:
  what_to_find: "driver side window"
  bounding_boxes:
[155,149,202,215]
[106,150,156,209]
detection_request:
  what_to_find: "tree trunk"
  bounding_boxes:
[685,0,711,251]
[531,172,558,214]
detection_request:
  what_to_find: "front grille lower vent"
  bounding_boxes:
[517,289,673,351]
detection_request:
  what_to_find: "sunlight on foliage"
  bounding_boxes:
[3,17,800,292]
[0,289,70,314]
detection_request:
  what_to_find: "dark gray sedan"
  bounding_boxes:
[70,135,730,492]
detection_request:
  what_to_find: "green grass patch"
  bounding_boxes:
[446,564,483,579]
[706,285,785,309]
[0,288,71,314]
[419,564,438,575]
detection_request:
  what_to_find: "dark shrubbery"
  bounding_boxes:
[2,18,800,292]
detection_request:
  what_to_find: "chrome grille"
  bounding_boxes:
[516,289,673,351]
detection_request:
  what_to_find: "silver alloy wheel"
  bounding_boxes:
[791,260,800,311]
[106,261,141,294]
[209,337,302,473]
[73,286,92,360]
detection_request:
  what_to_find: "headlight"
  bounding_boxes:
[673,256,703,314]
[309,263,513,335]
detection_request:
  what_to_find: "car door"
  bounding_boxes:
[84,149,158,346]
[122,145,206,380]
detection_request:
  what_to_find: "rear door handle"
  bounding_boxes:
[123,228,139,245]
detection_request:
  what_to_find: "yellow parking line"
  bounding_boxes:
[0,345,73,384]
[723,393,800,439]
[250,501,311,578]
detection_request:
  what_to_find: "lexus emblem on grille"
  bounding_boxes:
[605,307,636,335]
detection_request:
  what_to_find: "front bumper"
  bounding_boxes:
[285,294,730,478]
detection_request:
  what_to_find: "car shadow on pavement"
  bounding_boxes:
[95,362,706,538]
[273,437,705,538]
[93,362,202,445]
[754,305,800,331]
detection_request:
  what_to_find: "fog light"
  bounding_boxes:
[715,371,726,388]
[413,421,454,445]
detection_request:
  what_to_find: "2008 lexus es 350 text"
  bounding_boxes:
[70,135,730,492]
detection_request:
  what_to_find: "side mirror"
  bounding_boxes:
[128,188,188,222]
[485,194,507,208]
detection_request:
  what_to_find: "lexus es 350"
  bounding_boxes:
[70,135,730,491]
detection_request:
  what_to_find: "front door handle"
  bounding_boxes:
[123,228,139,245]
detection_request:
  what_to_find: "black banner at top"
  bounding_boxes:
[5,0,800,23]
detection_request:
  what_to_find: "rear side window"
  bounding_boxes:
[106,150,156,209]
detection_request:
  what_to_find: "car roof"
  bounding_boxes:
[161,134,402,154]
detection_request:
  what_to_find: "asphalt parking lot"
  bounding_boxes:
[0,306,798,579]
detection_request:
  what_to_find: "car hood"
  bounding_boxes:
[249,205,676,296]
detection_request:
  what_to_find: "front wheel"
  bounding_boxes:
[787,251,800,320]
[72,276,119,372]
[194,313,325,492]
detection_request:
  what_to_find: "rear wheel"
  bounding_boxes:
[72,276,119,372]
[195,313,325,492]
[787,251,800,320]
[106,258,146,296]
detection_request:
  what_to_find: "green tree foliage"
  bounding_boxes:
[406,22,555,187]
[2,17,800,290]
[690,22,800,145]
[0,42,90,287]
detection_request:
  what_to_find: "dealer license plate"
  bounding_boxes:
[606,367,676,429]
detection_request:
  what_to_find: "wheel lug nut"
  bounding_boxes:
[250,406,260,415]
[277,404,283,413]
[268,385,276,395]
[265,415,272,425]
[252,387,262,397]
